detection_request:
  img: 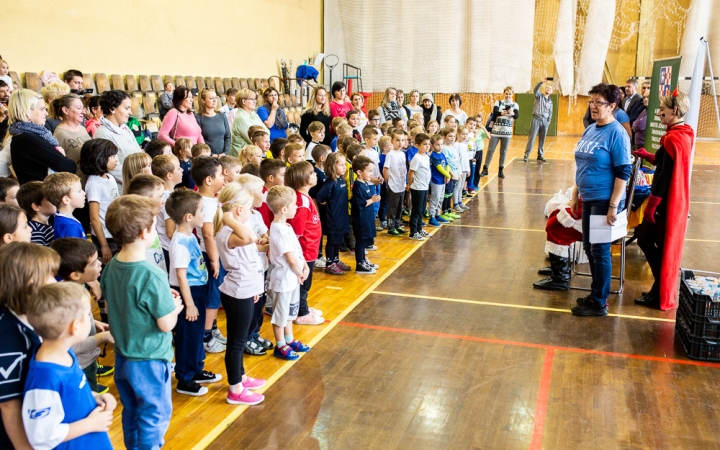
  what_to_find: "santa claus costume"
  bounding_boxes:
[534,200,583,291]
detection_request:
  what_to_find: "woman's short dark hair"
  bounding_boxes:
[172,86,190,110]
[588,83,621,106]
[449,93,463,106]
[99,90,130,115]
[331,81,346,98]
[80,138,119,176]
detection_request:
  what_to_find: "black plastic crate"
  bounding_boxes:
[679,269,720,318]
[675,313,720,361]
[677,299,720,340]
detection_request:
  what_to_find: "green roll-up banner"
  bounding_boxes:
[645,57,682,153]
[514,93,558,136]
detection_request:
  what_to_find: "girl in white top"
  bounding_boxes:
[453,126,472,213]
[80,139,120,263]
[214,182,267,406]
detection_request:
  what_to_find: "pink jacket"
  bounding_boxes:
[158,109,205,146]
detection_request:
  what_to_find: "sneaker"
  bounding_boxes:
[428,217,441,227]
[96,364,114,378]
[454,206,465,214]
[294,311,325,325]
[376,225,384,231]
[335,259,352,271]
[97,384,109,394]
[227,388,264,405]
[388,228,401,236]
[315,257,326,269]
[170,362,176,373]
[324,262,345,275]
[310,307,323,316]
[380,221,387,229]
[523,156,529,162]
[420,221,427,227]
[212,328,227,344]
[409,232,425,241]
[423,211,430,218]
[244,339,267,356]
[263,306,273,316]
[288,340,310,352]
[420,229,431,237]
[462,191,472,199]
[176,380,208,396]
[395,228,408,234]
[356,261,376,274]
[402,209,409,216]
[571,300,608,317]
[365,259,379,269]
[242,376,266,390]
[436,215,450,224]
[440,213,454,222]
[254,335,274,350]
[204,337,226,354]
[537,155,547,162]
[339,244,350,252]
[366,245,377,251]
[273,344,299,360]
[460,204,470,211]
[193,370,222,384]
[447,211,461,219]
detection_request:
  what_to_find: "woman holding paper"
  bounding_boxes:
[570,83,632,317]
[632,90,693,310]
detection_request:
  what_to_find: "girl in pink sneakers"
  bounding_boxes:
[214,183,267,405]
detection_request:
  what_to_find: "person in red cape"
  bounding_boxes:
[533,198,583,291]
[632,89,694,310]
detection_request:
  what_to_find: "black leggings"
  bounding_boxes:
[220,292,255,386]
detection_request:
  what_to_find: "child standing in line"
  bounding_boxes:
[284,143,306,165]
[250,130,271,159]
[101,195,183,450]
[305,122,326,161]
[267,186,311,360]
[173,138,195,189]
[440,127,461,221]
[407,133,432,240]
[0,178,19,205]
[126,174,169,276]
[16,181,56,246]
[151,154,184,266]
[346,109,363,141]
[0,204,31,245]
[351,155,381,274]
[286,162,324,326]
[257,159,286,228]
[239,145,264,167]
[165,189,222,396]
[471,114,489,190]
[190,157,227,354]
[219,155,243,184]
[269,138,288,161]
[121,152,152,194]
[351,93,368,131]
[360,127,383,223]
[214,183,266,405]
[22,283,115,449]
[428,134,452,227]
[192,143,212,159]
[453,126,471,213]
[382,129,408,236]
[309,145,330,269]
[81,139,121,263]
[377,135,392,229]
[43,172,87,240]
[316,152,351,275]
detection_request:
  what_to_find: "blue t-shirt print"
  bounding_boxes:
[574,120,631,202]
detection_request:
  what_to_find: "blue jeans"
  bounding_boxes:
[115,354,172,450]
[581,199,624,306]
[378,184,388,222]
[202,252,226,309]
[372,184,381,217]
[171,284,207,383]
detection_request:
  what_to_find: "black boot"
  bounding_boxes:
[479,165,489,177]
[498,166,505,178]
[533,254,570,291]
[634,291,660,308]
[537,266,552,276]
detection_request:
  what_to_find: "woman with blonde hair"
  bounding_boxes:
[230,88,268,157]
[121,152,152,194]
[376,87,407,125]
[239,145,263,167]
[196,88,231,155]
[40,81,70,133]
[299,86,332,146]
[257,87,288,142]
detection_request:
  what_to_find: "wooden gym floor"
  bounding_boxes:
[102,136,720,449]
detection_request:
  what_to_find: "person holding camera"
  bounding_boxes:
[523,78,553,162]
[480,86,519,179]
[63,69,84,92]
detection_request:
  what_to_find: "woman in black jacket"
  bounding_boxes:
[299,86,332,145]
[9,89,76,184]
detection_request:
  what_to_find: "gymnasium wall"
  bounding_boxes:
[0,0,322,79]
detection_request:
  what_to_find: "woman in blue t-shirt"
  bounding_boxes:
[570,83,632,317]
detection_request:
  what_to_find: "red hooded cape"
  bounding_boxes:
[658,123,695,310]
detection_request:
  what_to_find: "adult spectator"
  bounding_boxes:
[0,80,9,139]
[220,87,238,126]
[158,81,174,120]
[480,87,519,179]
[158,86,204,146]
[633,91,694,310]
[84,95,103,137]
[623,78,644,125]
[8,89,76,184]
[299,86,332,146]
[641,80,651,97]
[41,82,70,134]
[329,81,353,132]
[195,88,230,155]
[441,93,468,126]
[523,79,553,162]
[52,94,91,177]
[93,90,141,186]
[229,88,268,157]
[63,69,84,91]
[421,93,442,128]
[583,84,632,140]
[257,87,289,142]
[631,94,649,150]
[376,87,407,124]
[396,90,410,122]
[405,90,423,119]
[570,83,631,317]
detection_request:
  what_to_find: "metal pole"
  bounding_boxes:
[704,39,720,141]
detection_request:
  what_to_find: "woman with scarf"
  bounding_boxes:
[376,87,407,125]
[257,87,288,142]
[159,86,204,146]
[93,90,141,186]
[421,93,442,128]
[632,90,694,311]
[9,89,76,184]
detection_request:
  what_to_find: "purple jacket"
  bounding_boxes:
[632,109,647,147]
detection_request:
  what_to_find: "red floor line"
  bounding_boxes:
[338,321,720,369]
[529,349,554,450]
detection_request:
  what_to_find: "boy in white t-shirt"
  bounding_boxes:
[382,129,408,236]
[151,154,184,269]
[266,185,310,361]
[407,133,432,240]
[126,174,169,274]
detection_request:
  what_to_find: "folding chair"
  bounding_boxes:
[231,78,240,90]
[151,75,163,92]
[95,73,109,94]
[126,75,139,93]
[222,78,231,92]
[138,75,152,93]
[195,77,206,90]
[111,74,125,91]
[24,72,41,92]
[569,157,642,294]
[8,71,21,89]
[239,78,248,90]
[246,78,256,90]
[175,76,185,87]
[82,73,96,93]
[185,76,196,90]
[214,77,224,93]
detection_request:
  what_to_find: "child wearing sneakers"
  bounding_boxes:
[22,283,115,450]
[214,183,266,406]
[191,157,227,354]
[286,162,324,326]
[382,129,408,236]
[266,186,311,360]
[351,156,381,274]
[428,135,453,227]
[165,189,222,396]
[407,133,432,240]
[440,127,461,221]
[50,238,114,394]
[315,152,351,275]
[453,126,471,214]
[309,145,330,269]
[43,172,87,239]
[377,135,392,229]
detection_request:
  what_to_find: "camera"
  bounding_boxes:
[546,77,554,81]
[70,88,94,95]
